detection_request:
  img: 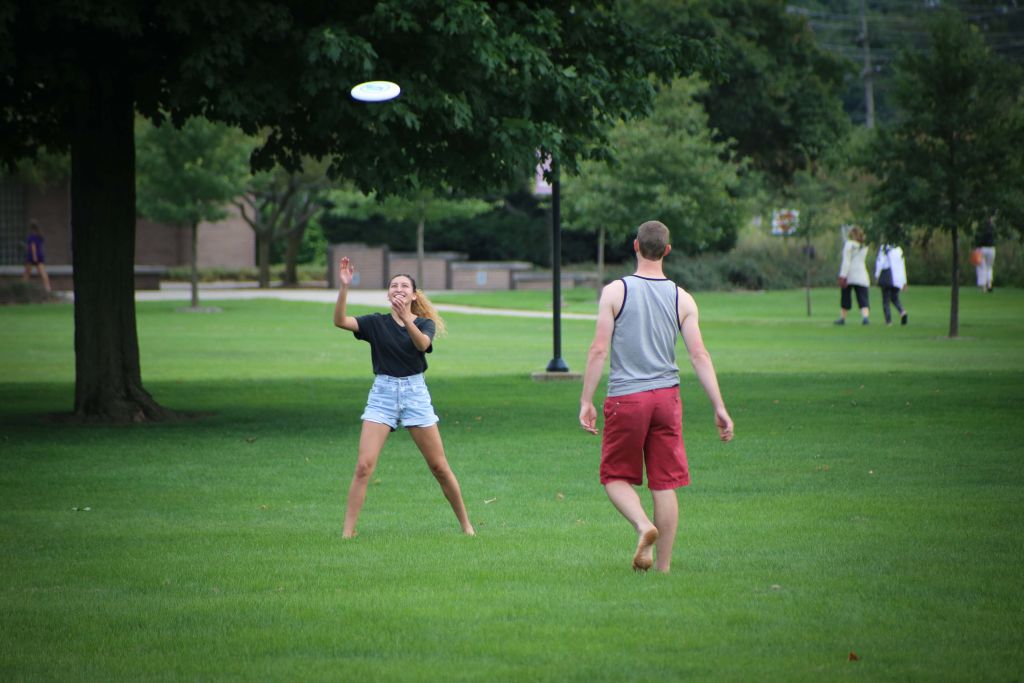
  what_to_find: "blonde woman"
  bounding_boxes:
[835,226,871,325]
[333,257,474,538]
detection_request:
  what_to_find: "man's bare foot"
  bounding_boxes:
[632,527,659,571]
[462,524,476,536]
[342,531,357,539]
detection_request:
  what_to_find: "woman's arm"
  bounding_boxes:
[403,321,432,352]
[333,257,360,332]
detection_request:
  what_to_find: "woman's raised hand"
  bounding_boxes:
[338,257,355,287]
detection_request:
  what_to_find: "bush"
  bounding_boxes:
[907,229,1024,287]
[164,265,327,283]
[0,281,63,305]
[660,222,1024,292]
[658,222,842,292]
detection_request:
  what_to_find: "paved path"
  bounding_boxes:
[135,283,598,320]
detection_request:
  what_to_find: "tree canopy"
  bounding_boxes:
[562,77,746,279]
[625,0,851,187]
[0,1,690,421]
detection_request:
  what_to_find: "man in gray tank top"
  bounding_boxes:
[580,221,734,572]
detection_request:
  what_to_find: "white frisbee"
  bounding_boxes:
[351,81,401,102]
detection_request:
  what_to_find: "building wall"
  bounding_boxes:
[137,219,187,265]
[24,182,72,265]
[197,205,254,268]
[328,243,390,289]
[14,178,255,268]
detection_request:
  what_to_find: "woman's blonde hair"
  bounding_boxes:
[848,226,866,243]
[390,274,447,337]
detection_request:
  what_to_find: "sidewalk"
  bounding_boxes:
[135,282,597,320]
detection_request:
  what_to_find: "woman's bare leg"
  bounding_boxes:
[408,425,475,535]
[37,264,51,292]
[342,421,392,538]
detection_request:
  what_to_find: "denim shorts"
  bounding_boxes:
[360,374,439,430]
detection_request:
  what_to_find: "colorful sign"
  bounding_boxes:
[771,209,799,236]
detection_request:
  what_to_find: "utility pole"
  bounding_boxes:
[859,0,875,128]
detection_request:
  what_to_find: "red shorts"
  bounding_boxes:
[600,385,689,490]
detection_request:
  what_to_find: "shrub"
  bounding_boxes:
[0,281,63,305]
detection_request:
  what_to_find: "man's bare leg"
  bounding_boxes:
[604,480,659,571]
[651,489,679,573]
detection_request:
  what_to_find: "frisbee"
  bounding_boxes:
[351,81,401,102]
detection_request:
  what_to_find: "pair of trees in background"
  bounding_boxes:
[858,9,1024,338]
[137,120,336,298]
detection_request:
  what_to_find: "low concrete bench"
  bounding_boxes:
[0,265,167,291]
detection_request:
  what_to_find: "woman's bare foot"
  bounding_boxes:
[632,526,659,571]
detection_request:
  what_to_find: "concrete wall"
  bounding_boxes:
[450,261,533,290]
[388,252,466,290]
[19,179,255,268]
[512,271,599,290]
[328,243,390,289]
[24,182,72,265]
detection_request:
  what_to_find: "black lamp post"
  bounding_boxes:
[546,169,569,372]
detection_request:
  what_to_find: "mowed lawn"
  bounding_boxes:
[1,286,1022,681]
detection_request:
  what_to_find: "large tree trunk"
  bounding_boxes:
[70,66,172,422]
[596,226,605,299]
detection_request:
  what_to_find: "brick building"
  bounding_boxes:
[0,177,255,287]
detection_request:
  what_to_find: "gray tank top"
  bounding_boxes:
[607,276,681,397]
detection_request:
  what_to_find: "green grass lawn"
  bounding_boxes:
[1,286,1022,681]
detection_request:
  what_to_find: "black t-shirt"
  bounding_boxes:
[354,313,435,377]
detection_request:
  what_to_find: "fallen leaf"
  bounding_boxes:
[484,497,497,504]
[848,652,859,662]
[245,437,257,443]
[555,492,565,501]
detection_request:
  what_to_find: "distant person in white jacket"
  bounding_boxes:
[875,242,908,326]
[974,215,997,293]
[835,226,871,326]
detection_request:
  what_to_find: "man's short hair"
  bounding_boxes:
[636,221,670,259]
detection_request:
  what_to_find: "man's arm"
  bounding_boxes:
[579,281,623,435]
[678,288,734,442]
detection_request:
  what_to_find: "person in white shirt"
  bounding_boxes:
[835,226,871,326]
[875,242,908,326]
